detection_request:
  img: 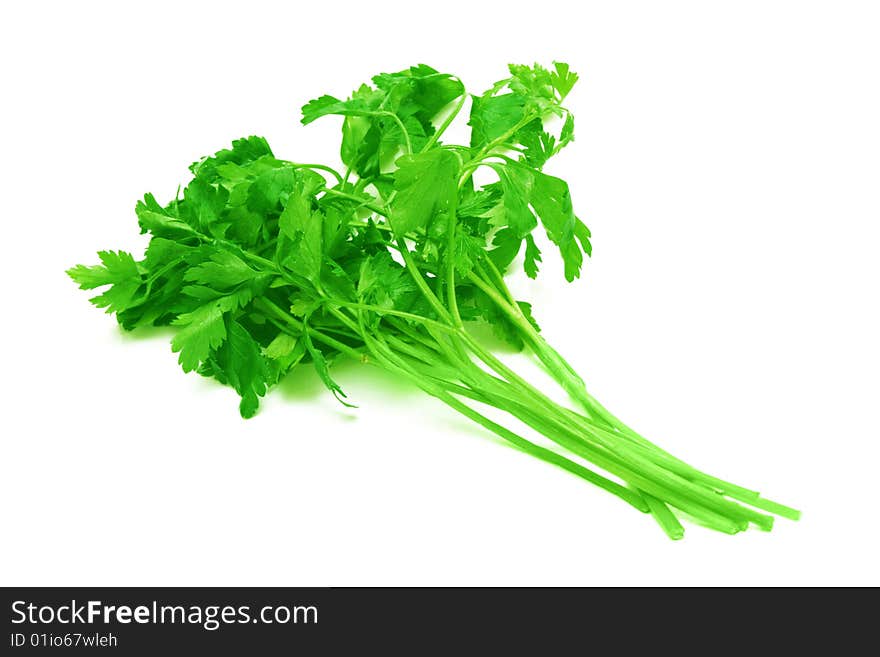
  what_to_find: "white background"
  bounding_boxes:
[1,1,878,586]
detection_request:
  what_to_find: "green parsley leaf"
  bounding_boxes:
[523,234,542,279]
[67,250,143,314]
[214,318,269,418]
[390,150,460,237]
[171,302,227,373]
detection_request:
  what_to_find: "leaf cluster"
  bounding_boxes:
[70,62,589,417]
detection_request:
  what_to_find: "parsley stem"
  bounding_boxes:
[132,256,186,305]
[435,324,765,524]
[459,114,538,188]
[381,335,457,377]
[345,179,454,326]
[392,234,454,324]
[322,189,389,217]
[385,319,447,357]
[330,301,455,334]
[444,187,463,327]
[277,286,738,527]
[289,162,344,185]
[455,109,543,191]
[520,397,775,528]
[465,271,535,336]
[476,257,517,306]
[368,111,412,154]
[464,269,602,415]
[422,91,468,151]
[457,155,507,188]
[484,389,767,530]
[347,220,392,233]
[365,329,650,513]
[255,298,364,361]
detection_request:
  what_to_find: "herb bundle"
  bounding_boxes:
[69,63,798,538]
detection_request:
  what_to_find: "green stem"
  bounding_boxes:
[262,284,791,531]
[255,298,363,361]
[465,269,597,413]
[375,111,413,154]
[321,189,389,217]
[444,189,463,327]
[464,261,799,520]
[266,300,649,517]
[459,114,537,187]
[393,235,453,324]
[477,257,517,305]
[423,90,467,151]
[342,300,665,510]
[481,386,766,532]
[290,162,344,185]
[331,301,455,334]
[364,329,650,514]
[442,320,777,528]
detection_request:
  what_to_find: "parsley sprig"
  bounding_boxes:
[69,63,798,538]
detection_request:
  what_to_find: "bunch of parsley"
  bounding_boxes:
[69,63,798,539]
